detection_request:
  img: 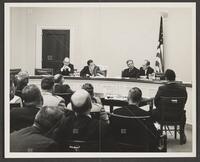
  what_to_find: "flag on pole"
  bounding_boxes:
[155,16,164,73]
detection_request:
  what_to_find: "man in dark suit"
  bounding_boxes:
[80,59,104,77]
[122,60,140,78]
[54,89,109,144]
[10,106,64,152]
[10,84,43,132]
[139,60,154,77]
[153,69,188,144]
[113,87,160,151]
[59,57,74,76]
[53,74,74,94]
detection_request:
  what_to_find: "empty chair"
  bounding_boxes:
[35,68,53,75]
[159,96,187,144]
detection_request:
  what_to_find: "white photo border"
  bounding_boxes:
[4,2,196,158]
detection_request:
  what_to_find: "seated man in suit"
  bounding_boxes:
[15,71,29,98]
[53,74,74,94]
[152,69,188,144]
[41,76,66,111]
[66,83,109,124]
[10,106,64,152]
[139,59,154,78]
[59,57,74,76]
[54,89,110,144]
[122,60,140,78]
[10,84,43,132]
[114,87,160,151]
[10,74,23,107]
[80,59,104,77]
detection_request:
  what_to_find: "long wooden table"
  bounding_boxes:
[29,76,193,124]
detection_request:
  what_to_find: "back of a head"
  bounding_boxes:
[16,71,29,90]
[164,69,176,81]
[34,106,64,132]
[54,74,63,84]
[128,87,142,103]
[82,83,94,97]
[22,84,43,107]
[41,76,54,90]
[71,89,92,115]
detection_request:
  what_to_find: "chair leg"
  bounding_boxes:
[161,124,163,135]
[175,125,177,139]
[164,126,167,134]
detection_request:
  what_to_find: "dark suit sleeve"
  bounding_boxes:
[80,66,87,77]
[121,69,126,77]
[154,87,162,109]
[139,67,144,76]
[183,87,188,105]
[69,64,74,74]
[136,68,140,78]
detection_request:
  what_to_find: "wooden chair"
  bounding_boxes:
[109,113,167,152]
[10,69,21,76]
[159,97,187,144]
[35,68,53,75]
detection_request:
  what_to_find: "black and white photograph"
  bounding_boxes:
[4,2,196,158]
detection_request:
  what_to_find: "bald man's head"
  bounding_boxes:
[71,89,92,115]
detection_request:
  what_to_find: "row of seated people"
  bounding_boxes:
[10,87,163,152]
[10,69,188,152]
[59,57,154,78]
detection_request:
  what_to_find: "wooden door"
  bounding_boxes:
[42,30,70,74]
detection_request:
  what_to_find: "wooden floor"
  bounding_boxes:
[167,124,192,152]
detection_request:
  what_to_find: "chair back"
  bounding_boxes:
[10,69,21,76]
[10,103,21,110]
[65,140,100,152]
[54,93,73,106]
[35,68,53,75]
[109,113,151,151]
[98,65,108,77]
[160,97,186,122]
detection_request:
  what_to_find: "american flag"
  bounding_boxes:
[155,16,164,73]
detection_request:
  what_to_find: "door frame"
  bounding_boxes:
[36,25,74,68]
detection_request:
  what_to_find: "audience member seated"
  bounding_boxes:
[15,71,29,98]
[41,76,66,111]
[54,89,110,145]
[53,74,74,94]
[10,84,43,132]
[152,69,188,144]
[122,60,140,78]
[80,59,104,77]
[66,83,109,124]
[10,75,23,107]
[10,106,64,152]
[59,57,74,76]
[139,59,154,78]
[113,87,161,151]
